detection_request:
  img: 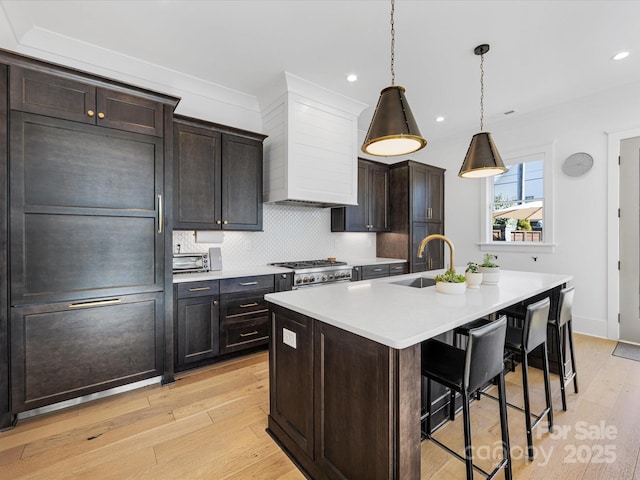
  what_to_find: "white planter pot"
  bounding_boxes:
[465,272,483,289]
[479,266,500,284]
[436,281,466,295]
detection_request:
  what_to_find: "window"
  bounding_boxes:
[480,143,554,252]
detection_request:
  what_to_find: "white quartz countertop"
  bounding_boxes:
[172,258,405,283]
[265,269,572,349]
[173,265,291,283]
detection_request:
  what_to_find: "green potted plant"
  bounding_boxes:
[478,253,500,284]
[434,269,466,295]
[465,262,483,289]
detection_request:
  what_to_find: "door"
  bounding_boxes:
[619,136,640,343]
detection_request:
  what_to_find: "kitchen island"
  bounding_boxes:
[265,269,572,480]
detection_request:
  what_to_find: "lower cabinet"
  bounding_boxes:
[175,274,278,370]
[268,304,421,479]
[10,292,164,413]
[351,262,408,281]
[175,280,220,369]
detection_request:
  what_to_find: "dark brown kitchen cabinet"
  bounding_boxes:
[173,115,266,231]
[377,161,445,273]
[10,65,164,137]
[9,112,165,305]
[331,158,389,232]
[219,275,274,354]
[2,50,179,426]
[275,272,294,292]
[175,280,220,370]
[10,292,164,413]
[351,261,408,281]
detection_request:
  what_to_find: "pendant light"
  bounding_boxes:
[361,0,427,157]
[458,44,507,178]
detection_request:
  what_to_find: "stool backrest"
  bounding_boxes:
[523,297,551,352]
[557,286,575,328]
[465,316,507,393]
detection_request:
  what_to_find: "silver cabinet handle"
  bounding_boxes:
[188,287,210,292]
[239,281,258,286]
[216,220,222,224]
[239,302,259,308]
[373,268,383,272]
[223,220,228,225]
[240,330,259,337]
[157,194,163,234]
[69,298,122,309]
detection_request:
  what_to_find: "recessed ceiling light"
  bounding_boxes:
[613,51,630,61]
[435,116,445,122]
[346,74,358,82]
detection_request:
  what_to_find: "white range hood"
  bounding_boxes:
[258,72,367,207]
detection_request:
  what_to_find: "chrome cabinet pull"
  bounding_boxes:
[240,330,259,337]
[373,268,383,272]
[239,281,258,286]
[188,287,210,292]
[69,298,122,309]
[239,302,259,308]
[157,194,163,234]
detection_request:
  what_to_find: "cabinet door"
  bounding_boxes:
[411,164,444,223]
[173,120,222,230]
[10,65,96,125]
[361,264,390,279]
[221,134,263,231]
[275,273,293,292]
[10,112,164,304]
[177,296,219,367]
[10,292,163,413]
[270,305,314,459]
[367,162,389,231]
[97,88,164,137]
[411,222,444,272]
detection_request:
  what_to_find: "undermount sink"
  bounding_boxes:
[391,277,436,288]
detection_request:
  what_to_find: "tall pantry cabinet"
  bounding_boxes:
[0,51,179,426]
[377,161,446,272]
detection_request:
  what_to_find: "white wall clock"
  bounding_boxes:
[562,152,593,177]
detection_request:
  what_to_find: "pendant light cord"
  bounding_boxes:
[390,0,395,85]
[480,51,484,131]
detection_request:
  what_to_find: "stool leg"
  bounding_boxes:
[461,390,474,480]
[542,342,554,432]
[568,320,579,393]
[497,371,512,480]
[555,323,567,411]
[450,390,456,421]
[426,377,432,437]
[520,350,535,461]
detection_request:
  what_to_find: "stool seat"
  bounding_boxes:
[421,341,465,389]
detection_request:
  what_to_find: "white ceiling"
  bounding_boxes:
[2,0,640,142]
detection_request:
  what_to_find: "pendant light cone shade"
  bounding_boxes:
[459,44,506,178]
[459,132,507,178]
[362,85,427,156]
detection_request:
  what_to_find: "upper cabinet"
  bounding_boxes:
[173,116,266,231]
[331,158,390,232]
[10,66,164,136]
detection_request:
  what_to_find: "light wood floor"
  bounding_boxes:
[0,334,638,479]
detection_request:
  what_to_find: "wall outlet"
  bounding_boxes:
[283,328,297,349]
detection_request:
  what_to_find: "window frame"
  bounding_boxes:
[479,142,556,253]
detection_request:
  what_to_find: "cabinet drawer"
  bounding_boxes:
[223,296,269,318]
[220,315,269,354]
[361,264,390,279]
[388,262,408,276]
[177,280,220,299]
[220,275,274,294]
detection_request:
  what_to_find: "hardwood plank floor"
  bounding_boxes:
[0,334,638,479]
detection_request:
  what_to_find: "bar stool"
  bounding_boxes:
[548,286,578,410]
[501,297,554,461]
[422,316,512,480]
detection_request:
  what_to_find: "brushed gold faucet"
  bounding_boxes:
[417,234,455,271]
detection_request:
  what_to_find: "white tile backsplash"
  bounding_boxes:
[172,203,376,269]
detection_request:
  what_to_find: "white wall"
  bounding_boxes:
[407,80,640,338]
